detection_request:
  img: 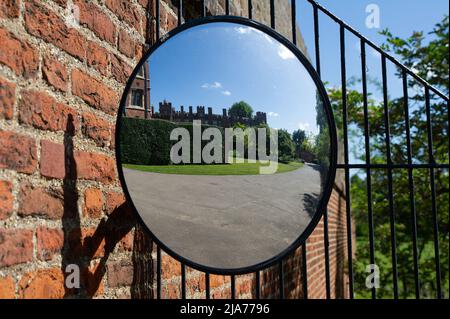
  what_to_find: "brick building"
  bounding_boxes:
[123,62,152,119]
[0,0,350,299]
[127,99,268,127]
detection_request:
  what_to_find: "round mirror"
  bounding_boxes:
[117,18,336,272]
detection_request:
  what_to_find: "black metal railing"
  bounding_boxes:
[151,0,449,299]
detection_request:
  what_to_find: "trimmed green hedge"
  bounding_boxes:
[119,118,226,165]
[120,117,174,165]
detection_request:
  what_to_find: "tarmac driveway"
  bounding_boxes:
[123,163,323,269]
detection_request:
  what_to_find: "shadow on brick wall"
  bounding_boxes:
[60,115,154,298]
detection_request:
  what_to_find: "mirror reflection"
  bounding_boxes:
[119,22,333,270]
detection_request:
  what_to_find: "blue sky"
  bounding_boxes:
[150,22,322,134]
[148,1,448,137]
[296,0,449,96]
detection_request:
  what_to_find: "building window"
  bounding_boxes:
[131,89,144,108]
[136,67,144,78]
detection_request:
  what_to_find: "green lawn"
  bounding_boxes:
[123,161,303,175]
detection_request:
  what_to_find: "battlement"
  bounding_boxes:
[148,100,267,127]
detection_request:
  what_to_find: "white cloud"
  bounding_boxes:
[278,44,295,60]
[222,90,231,96]
[268,112,279,117]
[298,122,311,131]
[201,82,223,89]
[234,26,273,44]
[235,26,251,34]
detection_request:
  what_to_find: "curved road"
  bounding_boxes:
[123,163,323,269]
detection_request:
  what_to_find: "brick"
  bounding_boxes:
[105,0,143,33]
[107,260,133,287]
[235,278,252,296]
[71,69,118,115]
[0,181,13,220]
[18,184,64,219]
[84,188,103,218]
[0,77,15,120]
[74,0,116,45]
[68,227,105,259]
[118,29,136,58]
[161,255,180,280]
[53,0,67,6]
[109,124,116,150]
[212,288,231,299]
[110,53,133,84]
[81,112,111,147]
[162,281,181,299]
[19,268,65,299]
[187,273,206,297]
[86,41,109,76]
[40,140,65,179]
[119,231,133,251]
[0,229,33,267]
[74,151,115,184]
[0,130,37,174]
[0,29,39,79]
[19,90,78,133]
[0,276,15,299]
[105,191,125,215]
[160,2,178,32]
[210,275,229,289]
[83,260,105,297]
[24,0,86,61]
[0,0,20,18]
[36,227,64,261]
[42,56,68,92]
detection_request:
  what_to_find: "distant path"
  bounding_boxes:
[123,163,322,269]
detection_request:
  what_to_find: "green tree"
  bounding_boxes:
[229,101,254,118]
[277,129,296,163]
[293,129,306,158]
[329,15,449,299]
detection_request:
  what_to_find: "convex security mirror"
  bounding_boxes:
[117,18,337,272]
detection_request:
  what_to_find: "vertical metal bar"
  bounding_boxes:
[201,0,206,17]
[402,70,420,298]
[291,0,297,45]
[381,56,399,299]
[340,23,354,299]
[301,244,308,299]
[177,0,183,26]
[425,87,442,299]
[231,275,236,299]
[313,2,332,299]
[156,247,161,299]
[270,0,275,29]
[255,271,260,299]
[181,263,186,299]
[248,0,252,19]
[361,40,376,299]
[313,4,321,76]
[225,0,230,15]
[279,261,284,299]
[448,99,450,299]
[155,0,160,40]
[205,273,210,299]
[323,210,331,299]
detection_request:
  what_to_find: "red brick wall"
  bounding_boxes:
[0,0,351,299]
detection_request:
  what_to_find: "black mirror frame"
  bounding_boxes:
[115,15,338,275]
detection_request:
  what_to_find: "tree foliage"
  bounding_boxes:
[229,101,254,118]
[328,15,449,299]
